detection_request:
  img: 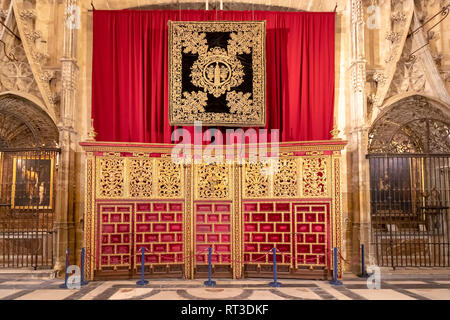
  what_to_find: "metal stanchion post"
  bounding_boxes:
[136,247,148,286]
[59,248,69,289]
[80,248,89,286]
[269,247,282,287]
[358,244,370,278]
[329,247,343,285]
[204,247,216,287]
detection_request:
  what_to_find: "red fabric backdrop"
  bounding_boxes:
[92,10,335,143]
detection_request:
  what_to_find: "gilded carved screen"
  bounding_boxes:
[168,21,266,127]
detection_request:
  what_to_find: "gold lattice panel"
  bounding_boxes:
[194,163,232,200]
[301,156,330,198]
[243,158,301,199]
[96,157,184,199]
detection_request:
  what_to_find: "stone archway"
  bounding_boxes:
[369,95,450,154]
[0,94,59,269]
[367,95,450,268]
[0,94,59,149]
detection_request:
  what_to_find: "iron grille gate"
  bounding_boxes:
[368,154,450,268]
[0,148,59,269]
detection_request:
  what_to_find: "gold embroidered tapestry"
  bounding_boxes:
[168,21,266,127]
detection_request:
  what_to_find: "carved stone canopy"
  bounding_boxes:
[0,94,59,148]
[368,95,450,154]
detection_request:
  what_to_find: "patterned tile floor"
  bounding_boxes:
[0,275,449,300]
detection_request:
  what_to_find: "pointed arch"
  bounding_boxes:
[368,95,450,154]
[0,93,59,148]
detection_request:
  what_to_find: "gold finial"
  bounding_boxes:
[330,124,340,140]
[87,118,97,141]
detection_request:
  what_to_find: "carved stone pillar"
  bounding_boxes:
[54,0,79,273]
[348,0,372,273]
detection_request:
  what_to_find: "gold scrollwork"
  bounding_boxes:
[301,157,328,197]
[128,159,153,198]
[196,163,230,199]
[273,158,298,197]
[98,158,124,198]
[191,47,245,98]
[244,162,269,198]
[156,159,182,198]
[176,91,208,120]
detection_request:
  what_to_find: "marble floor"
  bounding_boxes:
[0,275,449,300]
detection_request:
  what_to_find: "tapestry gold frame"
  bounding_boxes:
[168,20,266,127]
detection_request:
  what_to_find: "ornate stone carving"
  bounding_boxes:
[273,158,298,197]
[19,9,36,20]
[385,31,402,44]
[40,70,56,82]
[12,1,60,121]
[351,62,366,92]
[196,163,229,199]
[351,0,364,24]
[368,95,450,153]
[98,158,124,198]
[31,50,49,64]
[24,29,42,43]
[61,60,78,90]
[0,9,9,19]
[302,157,328,197]
[157,160,182,198]
[373,71,387,87]
[391,11,407,23]
[386,40,426,98]
[128,159,153,198]
[0,44,41,98]
[372,0,414,108]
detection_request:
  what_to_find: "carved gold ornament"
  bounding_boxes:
[169,21,266,127]
[190,47,245,98]
[301,157,328,197]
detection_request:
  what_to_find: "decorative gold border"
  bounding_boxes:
[332,152,343,278]
[233,163,243,279]
[80,140,347,154]
[85,154,96,280]
[184,164,194,279]
[11,156,54,209]
[168,20,266,127]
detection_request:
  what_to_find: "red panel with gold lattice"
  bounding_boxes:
[195,202,232,264]
[97,204,133,269]
[134,201,184,266]
[294,203,330,267]
[243,202,292,265]
[243,201,331,269]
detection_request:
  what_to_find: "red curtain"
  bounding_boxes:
[92,10,335,143]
